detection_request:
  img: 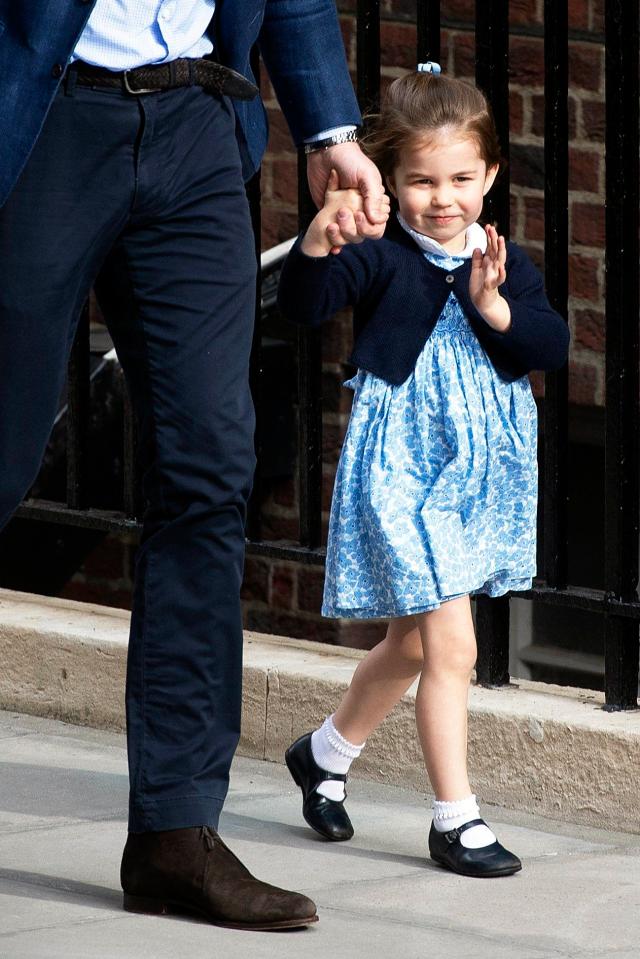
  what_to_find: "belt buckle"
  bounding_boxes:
[123,70,156,95]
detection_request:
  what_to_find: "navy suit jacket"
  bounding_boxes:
[278,218,570,384]
[0,0,361,207]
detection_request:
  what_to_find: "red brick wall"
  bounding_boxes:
[64,2,605,650]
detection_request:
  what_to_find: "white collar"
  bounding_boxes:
[397,212,488,259]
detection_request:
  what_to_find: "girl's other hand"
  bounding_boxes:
[469,224,511,332]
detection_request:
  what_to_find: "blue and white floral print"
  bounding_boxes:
[322,244,538,619]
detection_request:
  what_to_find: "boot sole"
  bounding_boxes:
[430,852,522,878]
[123,893,318,930]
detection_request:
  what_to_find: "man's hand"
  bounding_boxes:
[300,169,368,257]
[306,142,388,247]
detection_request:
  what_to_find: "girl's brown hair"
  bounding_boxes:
[362,72,503,178]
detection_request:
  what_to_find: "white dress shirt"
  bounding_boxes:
[71,0,355,142]
[72,0,215,71]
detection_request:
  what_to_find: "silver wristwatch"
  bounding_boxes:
[303,129,360,154]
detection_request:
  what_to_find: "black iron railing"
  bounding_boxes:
[15,1,640,709]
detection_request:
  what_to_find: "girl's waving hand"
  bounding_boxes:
[469,224,511,333]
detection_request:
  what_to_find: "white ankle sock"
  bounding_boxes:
[432,795,497,849]
[310,715,364,801]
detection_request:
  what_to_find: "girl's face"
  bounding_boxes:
[387,132,498,253]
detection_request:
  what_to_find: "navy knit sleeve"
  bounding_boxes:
[277,236,384,327]
[480,244,570,373]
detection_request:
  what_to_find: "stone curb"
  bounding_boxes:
[1,587,638,833]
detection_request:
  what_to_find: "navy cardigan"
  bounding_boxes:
[278,219,569,385]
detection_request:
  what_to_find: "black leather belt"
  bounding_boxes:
[70,58,258,101]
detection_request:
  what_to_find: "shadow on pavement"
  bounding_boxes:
[0,868,122,911]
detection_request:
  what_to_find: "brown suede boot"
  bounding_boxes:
[121,826,318,930]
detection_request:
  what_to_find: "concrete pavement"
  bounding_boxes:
[1,710,639,959]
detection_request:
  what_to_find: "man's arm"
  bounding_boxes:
[258,0,385,238]
[258,0,360,143]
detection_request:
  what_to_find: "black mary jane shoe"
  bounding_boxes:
[428,818,522,878]
[285,732,354,842]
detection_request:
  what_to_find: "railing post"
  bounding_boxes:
[603,0,640,710]
[475,594,510,687]
[357,0,381,116]
[475,0,510,234]
[296,154,323,549]
[474,0,511,685]
[417,1,440,65]
[542,0,569,591]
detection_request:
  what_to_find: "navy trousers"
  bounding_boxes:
[0,77,257,831]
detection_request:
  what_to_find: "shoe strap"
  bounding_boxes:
[315,770,347,783]
[303,737,348,795]
[312,769,348,801]
[443,818,487,844]
[457,818,486,833]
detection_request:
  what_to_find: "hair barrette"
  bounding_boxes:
[417,62,442,74]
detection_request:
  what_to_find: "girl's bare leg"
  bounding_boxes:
[415,596,477,800]
[332,614,424,744]
[288,616,424,836]
[414,597,521,874]
[332,598,476,800]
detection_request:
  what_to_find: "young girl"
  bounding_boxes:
[277,66,569,878]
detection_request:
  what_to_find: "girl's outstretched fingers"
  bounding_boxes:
[497,234,507,283]
[490,226,507,283]
[482,225,507,286]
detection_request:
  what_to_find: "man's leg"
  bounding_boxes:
[96,85,255,832]
[96,85,316,928]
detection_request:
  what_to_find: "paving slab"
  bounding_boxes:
[1,711,639,959]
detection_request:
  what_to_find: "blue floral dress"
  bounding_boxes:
[322,233,538,620]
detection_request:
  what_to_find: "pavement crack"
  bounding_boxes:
[321,903,570,955]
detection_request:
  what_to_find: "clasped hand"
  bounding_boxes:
[301,167,390,257]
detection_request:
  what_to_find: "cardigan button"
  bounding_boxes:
[445,274,455,284]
